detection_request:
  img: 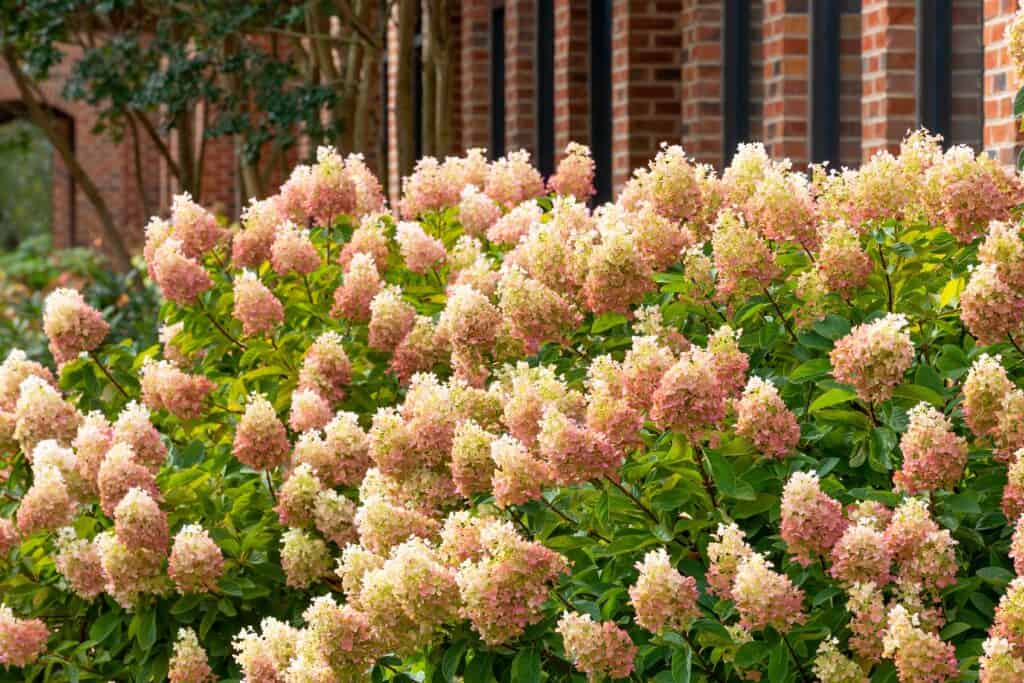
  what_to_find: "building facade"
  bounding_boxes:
[3,0,1024,250]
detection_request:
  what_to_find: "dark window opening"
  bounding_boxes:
[723,0,751,163]
[917,0,952,145]
[810,0,841,163]
[590,0,613,203]
[536,0,555,177]
[490,5,507,159]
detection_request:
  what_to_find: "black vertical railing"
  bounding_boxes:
[590,0,613,203]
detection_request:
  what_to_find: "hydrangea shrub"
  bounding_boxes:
[7,126,1024,682]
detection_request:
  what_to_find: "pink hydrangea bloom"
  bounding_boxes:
[346,152,386,217]
[390,316,447,383]
[884,498,958,594]
[884,605,959,683]
[923,145,1021,243]
[486,199,544,245]
[280,528,332,589]
[0,350,55,412]
[279,146,357,226]
[232,618,301,682]
[322,411,371,487]
[13,375,81,457]
[170,193,228,259]
[979,636,1024,683]
[651,347,729,439]
[313,489,357,547]
[139,359,215,420]
[830,520,892,587]
[168,524,224,593]
[743,165,818,249]
[96,443,161,516]
[963,354,1013,439]
[830,313,914,403]
[780,471,847,566]
[295,595,377,678]
[584,356,644,456]
[232,270,284,337]
[732,553,806,632]
[813,637,868,683]
[169,628,215,683]
[0,605,49,667]
[270,221,321,276]
[338,213,391,271]
[548,142,595,200]
[894,404,967,494]
[276,462,323,528]
[0,517,17,556]
[629,548,699,634]
[817,221,873,295]
[734,376,800,458]
[54,527,104,600]
[289,388,333,433]
[114,487,169,553]
[484,150,545,207]
[298,331,352,405]
[1002,454,1024,523]
[94,530,167,608]
[556,612,637,682]
[232,196,282,268]
[620,144,703,223]
[458,184,503,237]
[368,286,417,352]
[396,221,446,273]
[490,434,553,507]
[711,208,780,299]
[112,401,167,472]
[583,216,653,315]
[847,581,888,662]
[399,156,459,218]
[233,394,290,470]
[354,488,440,555]
[16,465,74,535]
[497,265,581,349]
[450,421,498,498]
[537,406,618,485]
[1012,515,1024,576]
[706,523,754,599]
[332,252,382,322]
[621,336,676,411]
[965,262,1024,346]
[979,220,1024,292]
[42,288,109,364]
[150,238,213,305]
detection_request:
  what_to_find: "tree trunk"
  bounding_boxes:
[421,0,436,158]
[2,50,132,270]
[395,0,417,180]
[430,0,452,156]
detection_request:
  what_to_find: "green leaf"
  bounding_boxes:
[88,612,121,644]
[734,642,769,668]
[809,388,857,412]
[891,384,945,407]
[133,609,157,650]
[767,643,790,681]
[788,358,832,384]
[1015,86,1024,117]
[463,652,494,683]
[591,312,628,334]
[938,278,964,308]
[978,566,1015,587]
[510,648,541,683]
[672,646,692,683]
[441,640,468,682]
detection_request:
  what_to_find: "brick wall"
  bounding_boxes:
[839,5,863,167]
[505,0,538,155]
[762,0,810,164]
[951,0,984,149]
[861,0,916,158]
[984,0,1023,165]
[460,0,491,155]
[554,0,590,151]
[611,0,683,192]
[680,0,724,167]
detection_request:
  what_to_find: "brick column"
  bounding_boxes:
[680,0,724,167]
[861,0,916,159]
[984,0,1024,165]
[762,0,810,164]
[951,0,983,149]
[611,0,683,193]
[554,0,590,151]
[459,0,491,155]
[505,0,537,154]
